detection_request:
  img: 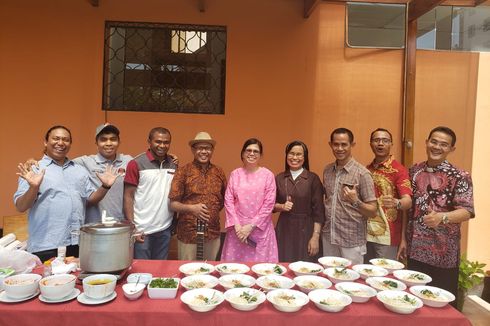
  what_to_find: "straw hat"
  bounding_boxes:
[189,131,216,147]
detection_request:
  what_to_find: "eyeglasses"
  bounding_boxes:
[371,138,391,144]
[287,152,304,158]
[245,149,261,155]
[194,145,213,152]
[428,139,451,150]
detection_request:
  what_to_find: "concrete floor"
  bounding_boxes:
[462,296,490,325]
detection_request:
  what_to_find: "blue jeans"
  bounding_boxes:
[134,228,171,260]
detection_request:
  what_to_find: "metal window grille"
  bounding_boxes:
[103,21,227,114]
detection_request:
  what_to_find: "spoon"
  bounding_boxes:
[133,275,141,292]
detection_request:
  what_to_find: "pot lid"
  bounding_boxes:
[80,221,134,235]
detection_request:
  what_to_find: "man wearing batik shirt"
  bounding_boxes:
[407,126,475,307]
[365,128,412,262]
[169,132,227,261]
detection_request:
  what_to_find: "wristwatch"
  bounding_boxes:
[352,200,361,209]
[442,214,449,225]
[396,199,402,210]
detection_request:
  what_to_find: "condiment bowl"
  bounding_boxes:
[39,274,76,300]
[3,273,42,299]
[180,288,225,312]
[122,283,146,300]
[224,288,266,311]
[82,274,117,299]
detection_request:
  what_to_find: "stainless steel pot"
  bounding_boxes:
[79,221,135,273]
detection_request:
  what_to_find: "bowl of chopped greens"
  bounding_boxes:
[377,290,423,314]
[409,285,455,308]
[179,262,215,276]
[393,270,432,287]
[147,277,180,299]
[308,289,352,312]
[251,263,287,277]
[180,288,224,312]
[224,288,266,311]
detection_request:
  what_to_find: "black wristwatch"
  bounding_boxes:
[352,200,361,208]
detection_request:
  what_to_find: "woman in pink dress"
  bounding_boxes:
[220,138,278,262]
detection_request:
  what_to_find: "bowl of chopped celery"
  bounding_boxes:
[147,277,180,299]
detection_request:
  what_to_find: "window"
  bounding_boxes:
[346,2,406,49]
[417,6,490,52]
[103,21,227,114]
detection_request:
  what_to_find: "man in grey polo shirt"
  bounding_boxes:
[73,124,132,223]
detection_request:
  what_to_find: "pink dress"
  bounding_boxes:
[221,167,278,262]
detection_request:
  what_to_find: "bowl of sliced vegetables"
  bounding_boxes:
[179,262,215,276]
[335,282,377,303]
[181,275,219,291]
[409,285,455,308]
[219,274,255,290]
[365,276,407,292]
[251,263,287,276]
[393,270,432,287]
[147,277,180,299]
[215,263,250,276]
[323,267,360,284]
[308,289,352,312]
[293,275,332,293]
[377,290,423,314]
[289,261,324,276]
[224,288,266,311]
[180,288,224,312]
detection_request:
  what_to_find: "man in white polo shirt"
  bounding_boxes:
[123,127,177,260]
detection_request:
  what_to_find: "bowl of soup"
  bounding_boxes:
[40,274,76,300]
[82,274,117,299]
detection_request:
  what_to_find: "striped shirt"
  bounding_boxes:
[322,158,376,247]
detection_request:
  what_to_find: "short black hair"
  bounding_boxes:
[330,128,354,143]
[148,127,171,140]
[284,140,309,171]
[240,138,263,159]
[45,125,72,143]
[428,126,456,147]
[370,128,393,142]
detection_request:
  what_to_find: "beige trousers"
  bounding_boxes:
[178,238,221,261]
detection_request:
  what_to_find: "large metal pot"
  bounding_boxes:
[79,221,135,273]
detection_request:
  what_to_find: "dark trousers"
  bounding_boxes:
[408,258,459,308]
[33,245,79,263]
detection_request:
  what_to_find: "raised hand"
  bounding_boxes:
[17,163,45,188]
[96,163,123,188]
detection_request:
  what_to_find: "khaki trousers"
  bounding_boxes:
[178,238,221,261]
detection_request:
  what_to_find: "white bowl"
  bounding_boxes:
[318,256,351,268]
[224,287,266,311]
[215,263,250,275]
[181,275,219,291]
[323,268,360,284]
[409,285,455,308]
[127,273,153,285]
[266,289,309,312]
[365,276,407,292]
[122,283,146,300]
[351,264,388,280]
[393,270,432,287]
[251,263,287,276]
[147,277,180,299]
[39,274,76,300]
[3,273,42,299]
[256,275,294,292]
[334,282,377,303]
[377,290,423,314]
[288,261,324,276]
[219,274,255,290]
[293,275,332,293]
[369,258,405,273]
[180,288,225,312]
[179,262,215,276]
[82,274,117,299]
[308,289,352,312]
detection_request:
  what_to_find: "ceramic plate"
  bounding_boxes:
[0,289,40,303]
[39,288,81,304]
[77,291,117,305]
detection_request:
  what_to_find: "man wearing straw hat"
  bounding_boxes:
[169,132,227,260]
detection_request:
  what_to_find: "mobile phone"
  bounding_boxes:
[246,238,257,248]
[343,183,355,190]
